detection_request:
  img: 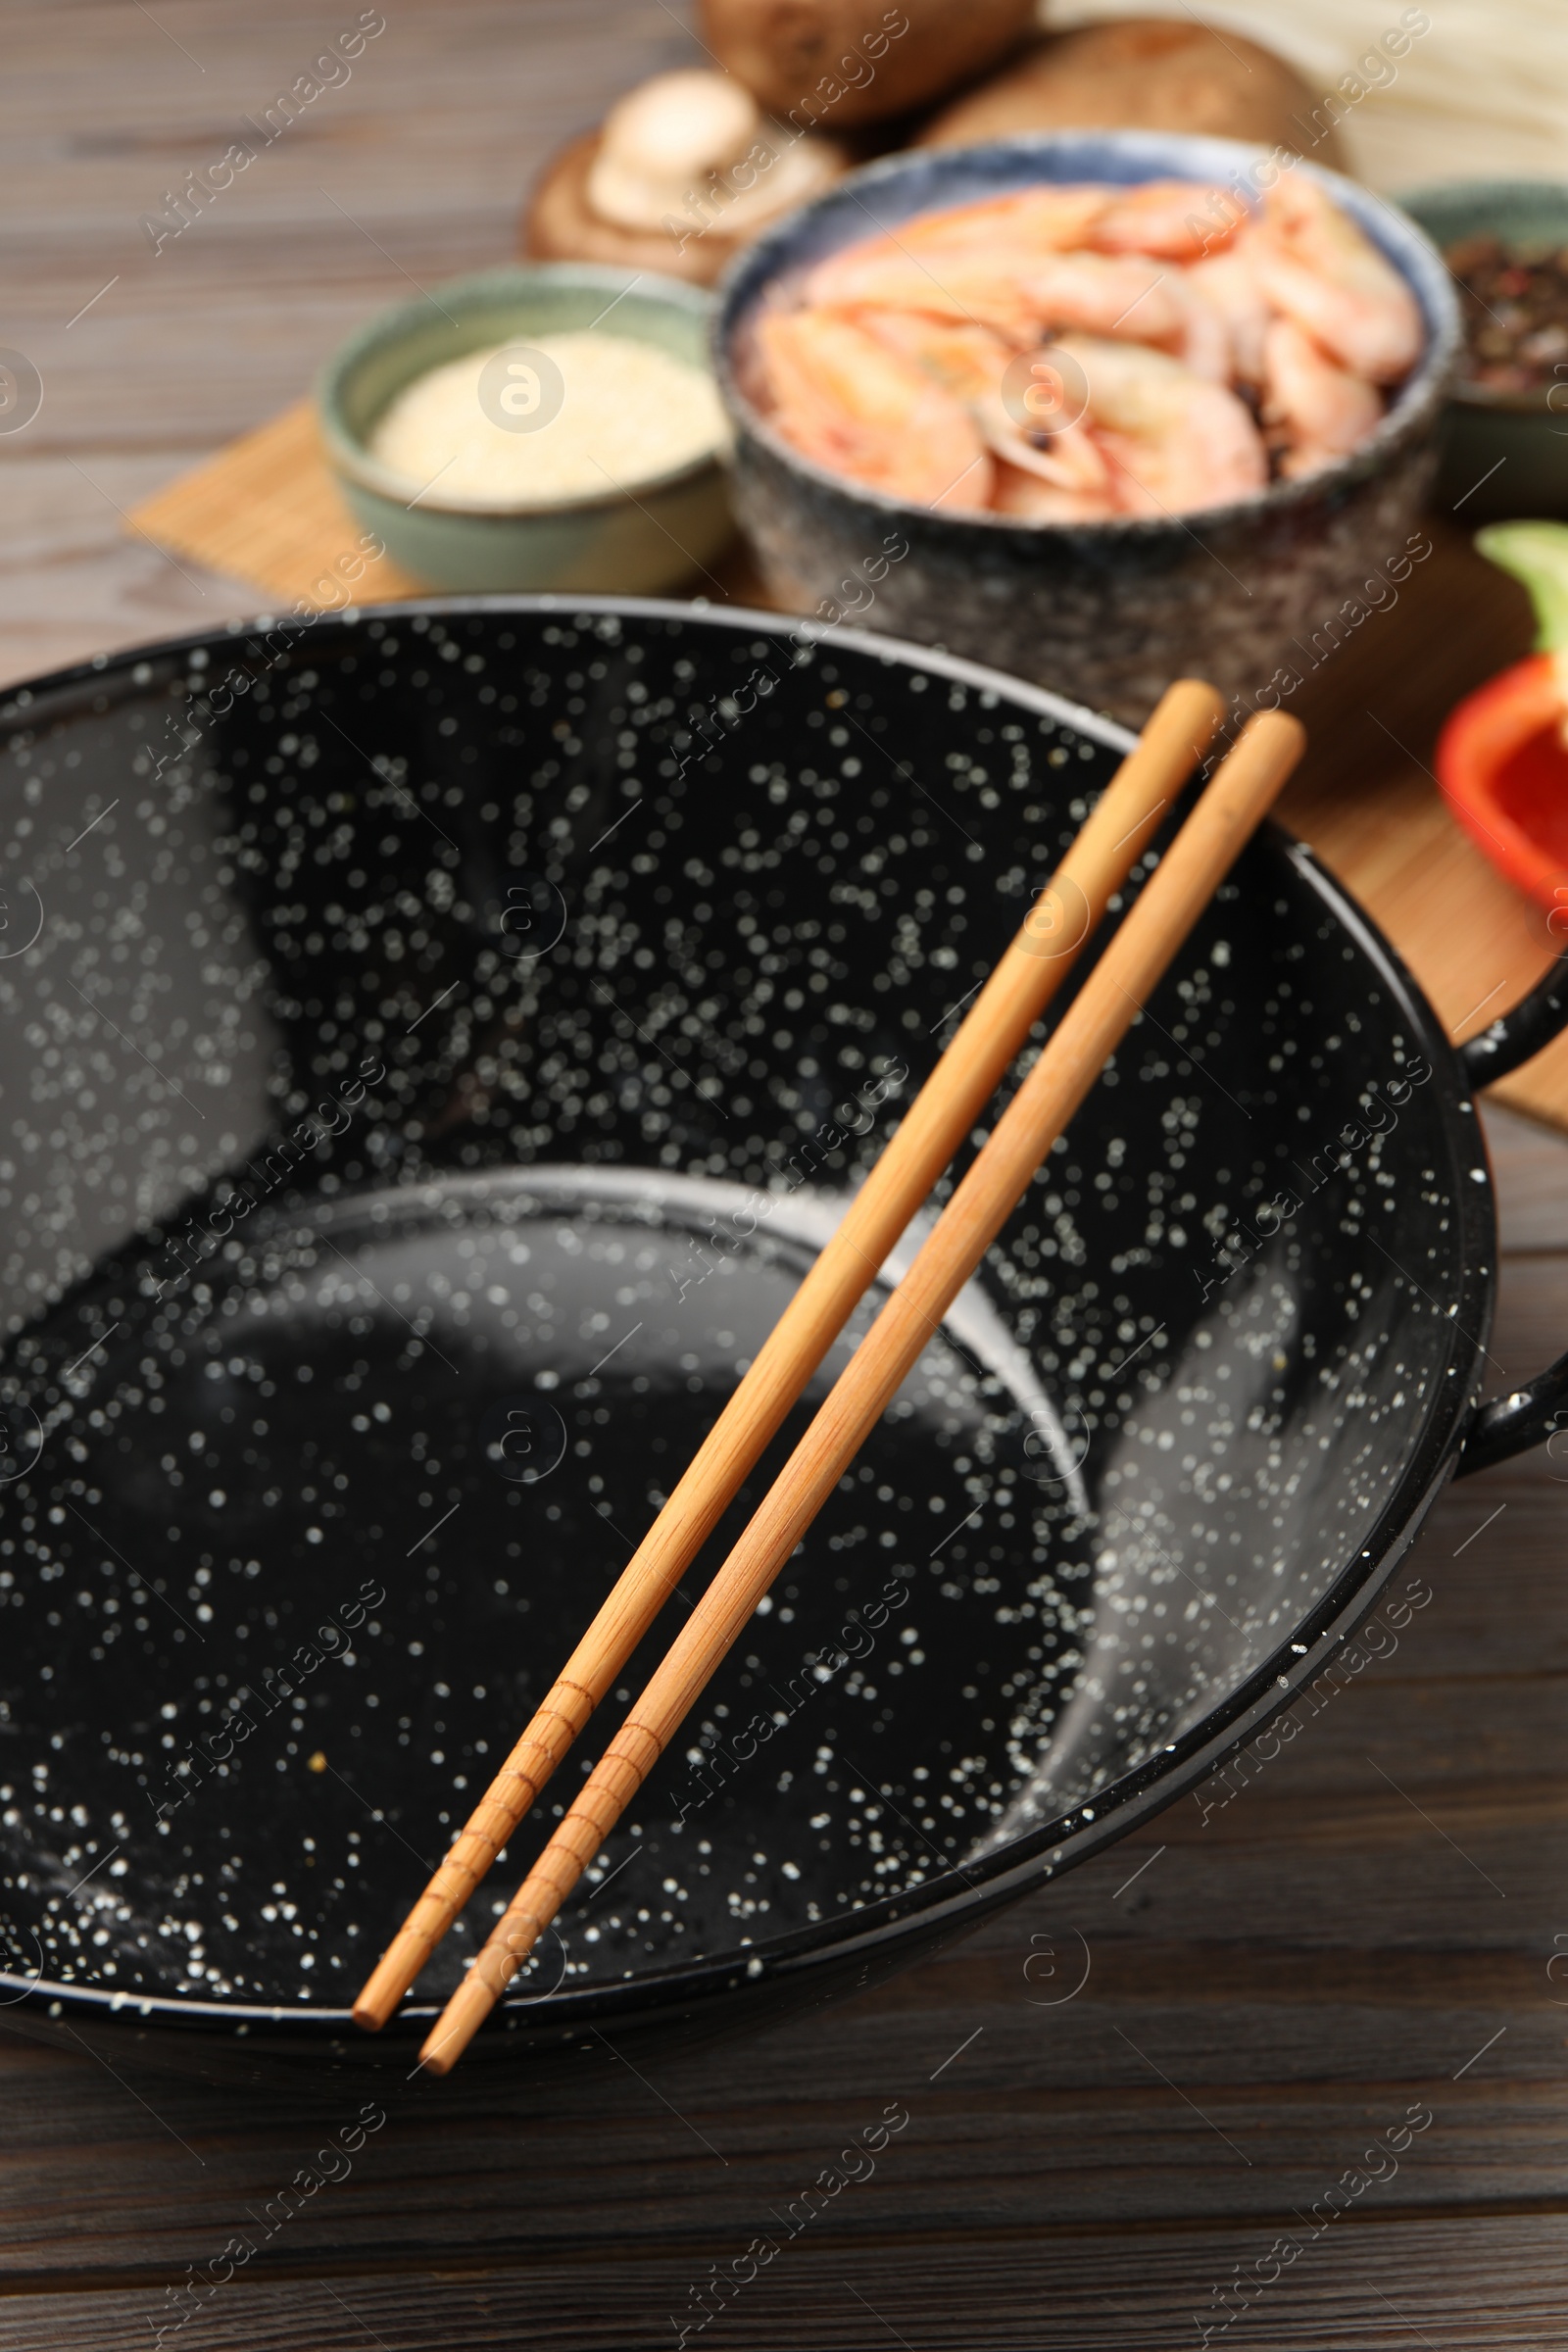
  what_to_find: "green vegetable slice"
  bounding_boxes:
[1477,519,1568,653]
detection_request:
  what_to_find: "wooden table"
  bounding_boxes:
[4,7,1567,2344]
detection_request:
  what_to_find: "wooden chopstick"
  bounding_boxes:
[417,706,1304,2074]
[353,679,1225,2033]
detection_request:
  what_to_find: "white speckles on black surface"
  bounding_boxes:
[0,602,1487,2072]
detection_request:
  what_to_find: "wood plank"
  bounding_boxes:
[0,0,686,452]
[1,2214,1566,2349]
[0,453,267,682]
[1485,1102,1568,1254]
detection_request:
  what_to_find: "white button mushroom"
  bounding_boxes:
[586,68,843,237]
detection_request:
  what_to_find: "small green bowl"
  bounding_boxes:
[317,263,734,593]
[1397,180,1568,522]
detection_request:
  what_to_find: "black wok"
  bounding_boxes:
[0,598,1561,2088]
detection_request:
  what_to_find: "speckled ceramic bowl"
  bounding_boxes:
[318,264,734,594]
[1398,179,1568,522]
[0,599,1562,2091]
[716,131,1460,723]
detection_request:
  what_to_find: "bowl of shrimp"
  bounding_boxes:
[715,130,1459,724]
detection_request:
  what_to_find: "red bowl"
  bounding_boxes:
[1436,652,1568,909]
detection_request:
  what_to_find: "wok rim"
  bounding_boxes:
[0,595,1494,2040]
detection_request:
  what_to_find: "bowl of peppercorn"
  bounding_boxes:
[1399,180,1568,522]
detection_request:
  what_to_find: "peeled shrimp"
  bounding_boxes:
[1252,178,1422,385]
[757,310,994,511]
[1051,332,1268,514]
[1261,317,1383,479]
[1091,179,1247,260]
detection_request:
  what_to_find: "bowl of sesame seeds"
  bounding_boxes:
[318,263,736,593]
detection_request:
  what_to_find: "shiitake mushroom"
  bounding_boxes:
[698,0,1038,130]
[916,17,1348,166]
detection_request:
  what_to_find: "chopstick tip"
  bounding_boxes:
[1169,675,1224,710]
[1248,710,1307,782]
[353,1939,425,2032]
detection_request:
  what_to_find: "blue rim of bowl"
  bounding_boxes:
[714,129,1462,538]
[317,262,731,520]
[1397,177,1568,416]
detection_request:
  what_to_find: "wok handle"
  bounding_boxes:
[1458,1356,1568,1479]
[1459,951,1568,1089]
[1456,945,1568,1477]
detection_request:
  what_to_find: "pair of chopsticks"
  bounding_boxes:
[355,683,1303,2075]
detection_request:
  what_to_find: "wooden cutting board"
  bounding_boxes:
[126,408,1568,1134]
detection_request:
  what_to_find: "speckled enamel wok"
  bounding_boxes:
[0,599,1560,2087]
